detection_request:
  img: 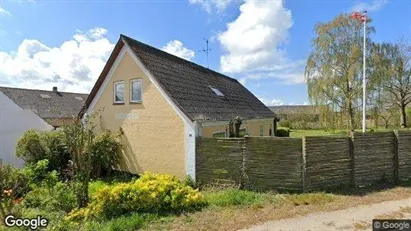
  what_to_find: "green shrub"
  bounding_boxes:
[0,161,30,221]
[89,131,122,178]
[20,207,68,231]
[23,182,76,213]
[276,128,290,137]
[41,131,70,173]
[16,130,70,174]
[88,180,110,198]
[52,182,77,213]
[66,172,206,221]
[278,119,292,128]
[204,189,265,207]
[183,175,197,189]
[22,159,59,189]
[15,130,45,163]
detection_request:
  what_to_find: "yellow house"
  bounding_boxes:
[80,35,277,180]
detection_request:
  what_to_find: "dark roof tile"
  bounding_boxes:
[0,86,88,120]
[121,35,275,122]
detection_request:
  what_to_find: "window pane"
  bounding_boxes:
[131,80,142,101]
[115,82,124,102]
[209,86,224,96]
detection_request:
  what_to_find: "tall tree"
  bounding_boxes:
[305,14,375,131]
[375,41,411,128]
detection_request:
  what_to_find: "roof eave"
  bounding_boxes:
[79,38,125,118]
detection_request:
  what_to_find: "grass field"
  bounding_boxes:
[284,128,395,138]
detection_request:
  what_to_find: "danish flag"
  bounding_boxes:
[351,11,367,22]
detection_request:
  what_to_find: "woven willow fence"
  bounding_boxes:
[196,131,411,192]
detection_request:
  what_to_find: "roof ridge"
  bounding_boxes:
[0,86,88,95]
[120,34,239,83]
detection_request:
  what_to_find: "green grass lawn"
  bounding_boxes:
[284,128,396,138]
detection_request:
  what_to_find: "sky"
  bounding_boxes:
[0,0,410,106]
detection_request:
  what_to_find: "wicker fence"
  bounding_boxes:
[195,131,411,192]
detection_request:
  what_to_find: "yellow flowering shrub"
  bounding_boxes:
[66,172,206,221]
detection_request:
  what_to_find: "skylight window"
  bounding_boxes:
[40,94,51,99]
[209,86,224,97]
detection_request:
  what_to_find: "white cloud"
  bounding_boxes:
[258,97,284,106]
[162,40,195,61]
[0,27,115,93]
[189,0,233,14]
[0,7,12,16]
[351,0,388,12]
[218,0,292,73]
[217,0,304,85]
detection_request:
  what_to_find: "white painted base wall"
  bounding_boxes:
[0,92,53,167]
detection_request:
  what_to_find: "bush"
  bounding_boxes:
[276,128,290,137]
[89,131,122,178]
[183,175,198,189]
[23,182,76,213]
[22,159,59,189]
[16,130,70,174]
[278,119,292,128]
[66,172,206,221]
[0,161,30,221]
[15,130,45,163]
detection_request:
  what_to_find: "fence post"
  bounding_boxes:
[349,132,356,188]
[302,136,306,192]
[239,137,248,189]
[394,130,399,184]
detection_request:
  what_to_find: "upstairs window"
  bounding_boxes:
[209,86,224,97]
[130,79,142,103]
[114,81,125,104]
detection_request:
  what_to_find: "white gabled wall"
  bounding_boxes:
[0,92,53,167]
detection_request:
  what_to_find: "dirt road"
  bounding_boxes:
[241,197,411,231]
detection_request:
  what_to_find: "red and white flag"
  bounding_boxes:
[351,11,367,22]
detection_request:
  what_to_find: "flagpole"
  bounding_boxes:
[362,11,366,133]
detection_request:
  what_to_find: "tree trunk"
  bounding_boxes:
[400,103,407,128]
[348,100,355,131]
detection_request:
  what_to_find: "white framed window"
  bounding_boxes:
[114,81,125,104]
[209,85,224,97]
[130,79,142,103]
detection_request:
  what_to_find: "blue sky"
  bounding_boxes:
[0,0,410,105]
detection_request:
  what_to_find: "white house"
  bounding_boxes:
[0,86,88,167]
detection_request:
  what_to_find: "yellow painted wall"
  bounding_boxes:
[91,51,186,178]
[201,119,274,137]
[244,119,274,137]
[202,124,228,137]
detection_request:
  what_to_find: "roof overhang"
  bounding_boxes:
[79,38,125,118]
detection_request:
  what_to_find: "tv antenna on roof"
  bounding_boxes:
[200,38,212,68]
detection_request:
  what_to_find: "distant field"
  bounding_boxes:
[283,128,396,138]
